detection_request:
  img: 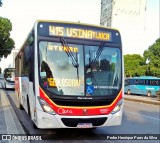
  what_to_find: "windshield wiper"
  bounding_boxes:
[91,42,105,68]
[60,38,79,80]
[60,38,79,68]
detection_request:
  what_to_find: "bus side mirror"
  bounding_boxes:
[29,66,34,82]
[28,36,34,46]
[27,32,34,46]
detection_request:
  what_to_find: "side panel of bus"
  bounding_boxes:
[15,32,36,123]
[124,78,160,96]
[3,68,15,89]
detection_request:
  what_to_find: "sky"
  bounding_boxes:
[0,0,159,71]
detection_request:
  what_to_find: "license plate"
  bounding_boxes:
[77,123,93,128]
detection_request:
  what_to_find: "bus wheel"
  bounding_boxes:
[147,91,151,97]
[4,83,7,89]
[18,101,24,110]
[32,121,38,129]
[127,89,131,95]
[27,97,31,116]
[18,95,24,110]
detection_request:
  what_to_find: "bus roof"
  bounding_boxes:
[3,68,15,74]
[35,20,120,32]
[4,68,15,71]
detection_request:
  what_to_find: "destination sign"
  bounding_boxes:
[48,25,112,41]
[47,44,78,52]
[47,78,81,87]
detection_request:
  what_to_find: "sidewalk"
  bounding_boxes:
[124,94,160,106]
[0,89,30,142]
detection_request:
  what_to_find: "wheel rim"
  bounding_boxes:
[127,90,130,95]
[147,92,151,96]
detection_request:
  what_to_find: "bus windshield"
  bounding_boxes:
[39,41,122,96]
[4,68,15,83]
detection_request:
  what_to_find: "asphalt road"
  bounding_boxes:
[0,80,159,143]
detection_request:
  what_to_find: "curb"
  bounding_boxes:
[124,97,160,106]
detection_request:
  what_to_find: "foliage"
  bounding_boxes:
[0,17,15,61]
[143,38,160,77]
[124,54,146,77]
[124,38,160,77]
[0,0,2,7]
[0,67,1,74]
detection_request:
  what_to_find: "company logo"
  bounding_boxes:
[58,108,73,114]
[83,109,88,115]
[100,108,109,114]
[78,97,92,100]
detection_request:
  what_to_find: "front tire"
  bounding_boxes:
[27,97,38,129]
[32,121,38,129]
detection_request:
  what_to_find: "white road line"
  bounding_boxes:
[127,111,160,121]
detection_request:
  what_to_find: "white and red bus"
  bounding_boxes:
[15,20,123,129]
[4,68,15,89]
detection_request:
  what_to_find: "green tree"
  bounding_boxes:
[0,17,15,61]
[124,54,145,77]
[0,67,1,74]
[0,0,2,6]
[143,38,160,77]
[124,38,160,78]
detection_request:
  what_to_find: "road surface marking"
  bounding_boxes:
[127,111,160,121]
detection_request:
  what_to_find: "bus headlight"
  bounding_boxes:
[111,99,123,114]
[38,98,56,115]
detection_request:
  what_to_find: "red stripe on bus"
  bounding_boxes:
[39,87,122,116]
[15,77,20,96]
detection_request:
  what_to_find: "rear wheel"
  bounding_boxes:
[147,91,151,97]
[17,95,24,110]
[27,96,31,116]
[18,102,24,110]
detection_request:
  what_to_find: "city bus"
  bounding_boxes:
[15,20,123,129]
[124,76,160,96]
[3,68,15,89]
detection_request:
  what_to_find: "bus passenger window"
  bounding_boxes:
[139,79,145,85]
[135,80,139,85]
[125,80,128,86]
[149,80,158,85]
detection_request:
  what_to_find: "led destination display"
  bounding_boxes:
[38,22,112,41]
[49,26,111,41]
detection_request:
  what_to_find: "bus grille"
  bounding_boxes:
[61,117,107,127]
[53,99,113,106]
